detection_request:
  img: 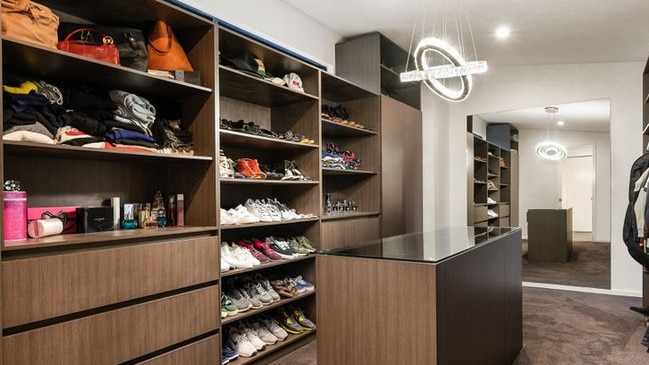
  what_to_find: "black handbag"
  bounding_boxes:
[58,22,148,72]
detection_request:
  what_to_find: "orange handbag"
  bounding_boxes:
[1,0,59,49]
[57,28,120,65]
[147,20,194,71]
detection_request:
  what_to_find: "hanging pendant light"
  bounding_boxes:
[535,106,567,161]
[400,0,488,102]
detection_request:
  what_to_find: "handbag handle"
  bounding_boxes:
[63,28,114,46]
[148,24,173,55]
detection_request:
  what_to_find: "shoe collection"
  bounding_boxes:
[219,118,315,144]
[321,104,372,131]
[221,274,315,316]
[220,198,316,226]
[322,142,361,170]
[219,152,312,181]
[224,305,315,358]
[220,236,317,271]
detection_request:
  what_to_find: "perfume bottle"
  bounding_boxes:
[121,204,138,229]
[325,194,332,215]
[153,191,167,228]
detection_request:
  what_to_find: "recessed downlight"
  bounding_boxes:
[496,26,511,39]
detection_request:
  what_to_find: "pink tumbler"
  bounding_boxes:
[4,191,27,243]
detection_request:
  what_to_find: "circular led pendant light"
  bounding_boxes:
[535,106,567,162]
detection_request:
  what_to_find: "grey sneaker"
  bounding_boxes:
[227,288,252,312]
[239,287,263,309]
[249,319,278,345]
[288,305,316,331]
[238,322,266,351]
[254,273,280,302]
[260,315,288,341]
[244,280,273,305]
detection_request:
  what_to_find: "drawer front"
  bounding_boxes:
[473,206,487,222]
[3,286,219,365]
[137,335,219,365]
[501,204,510,217]
[3,235,219,327]
[321,216,380,251]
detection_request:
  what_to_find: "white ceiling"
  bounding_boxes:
[478,99,611,132]
[282,0,636,131]
[281,0,649,67]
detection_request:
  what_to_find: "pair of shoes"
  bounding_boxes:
[291,275,315,293]
[238,239,271,263]
[280,160,311,181]
[259,315,289,341]
[219,151,235,179]
[294,236,317,252]
[276,305,316,334]
[227,326,258,358]
[487,209,499,218]
[267,236,296,259]
[222,345,239,364]
[221,205,260,225]
[237,158,267,179]
[221,242,259,269]
[269,277,298,298]
[221,292,238,318]
[487,180,498,191]
[487,197,497,204]
[245,198,279,222]
[224,275,277,308]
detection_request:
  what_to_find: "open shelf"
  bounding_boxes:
[227,331,316,365]
[220,179,319,186]
[222,255,315,278]
[321,168,377,176]
[321,211,381,221]
[320,72,375,101]
[220,217,319,230]
[220,130,318,151]
[221,290,315,326]
[321,119,377,138]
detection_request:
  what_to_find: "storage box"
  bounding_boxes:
[28,206,78,234]
[76,207,114,233]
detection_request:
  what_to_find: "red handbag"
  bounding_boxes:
[57,28,120,65]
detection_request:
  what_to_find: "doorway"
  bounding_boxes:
[562,147,594,239]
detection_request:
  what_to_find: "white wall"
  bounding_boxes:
[517,128,611,242]
[184,0,341,69]
[444,62,644,295]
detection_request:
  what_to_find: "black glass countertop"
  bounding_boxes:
[320,226,521,263]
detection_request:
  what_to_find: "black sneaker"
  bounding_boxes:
[266,236,295,259]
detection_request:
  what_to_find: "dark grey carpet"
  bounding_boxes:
[269,288,648,365]
[522,241,610,289]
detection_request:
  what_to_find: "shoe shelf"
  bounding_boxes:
[1,226,219,253]
[220,130,319,151]
[220,217,320,231]
[321,211,381,221]
[3,38,212,99]
[322,168,377,176]
[321,119,378,137]
[221,255,316,278]
[3,141,214,163]
[221,290,316,326]
[219,66,318,107]
[220,179,319,186]
[227,331,316,365]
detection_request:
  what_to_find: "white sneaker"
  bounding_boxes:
[231,205,260,224]
[238,323,266,351]
[228,327,257,357]
[260,316,288,341]
[221,257,230,272]
[220,208,236,225]
[262,199,282,221]
[487,209,499,218]
[487,197,497,204]
[245,199,273,223]
[221,242,252,269]
[229,243,260,266]
[249,320,278,345]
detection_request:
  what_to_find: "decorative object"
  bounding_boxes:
[400,0,488,102]
[535,106,568,161]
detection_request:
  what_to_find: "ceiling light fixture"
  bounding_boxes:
[495,26,511,39]
[400,0,488,102]
[557,120,565,126]
[536,106,567,161]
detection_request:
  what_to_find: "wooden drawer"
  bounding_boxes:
[137,335,219,365]
[500,204,510,217]
[3,286,218,365]
[321,216,380,250]
[473,206,488,223]
[3,235,219,327]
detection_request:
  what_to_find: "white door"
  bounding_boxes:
[562,155,593,232]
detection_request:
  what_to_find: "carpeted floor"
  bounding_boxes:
[522,240,610,289]
[268,287,649,365]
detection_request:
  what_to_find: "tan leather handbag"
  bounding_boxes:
[1,0,59,49]
[147,20,193,71]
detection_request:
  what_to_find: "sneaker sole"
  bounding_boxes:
[280,325,304,335]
